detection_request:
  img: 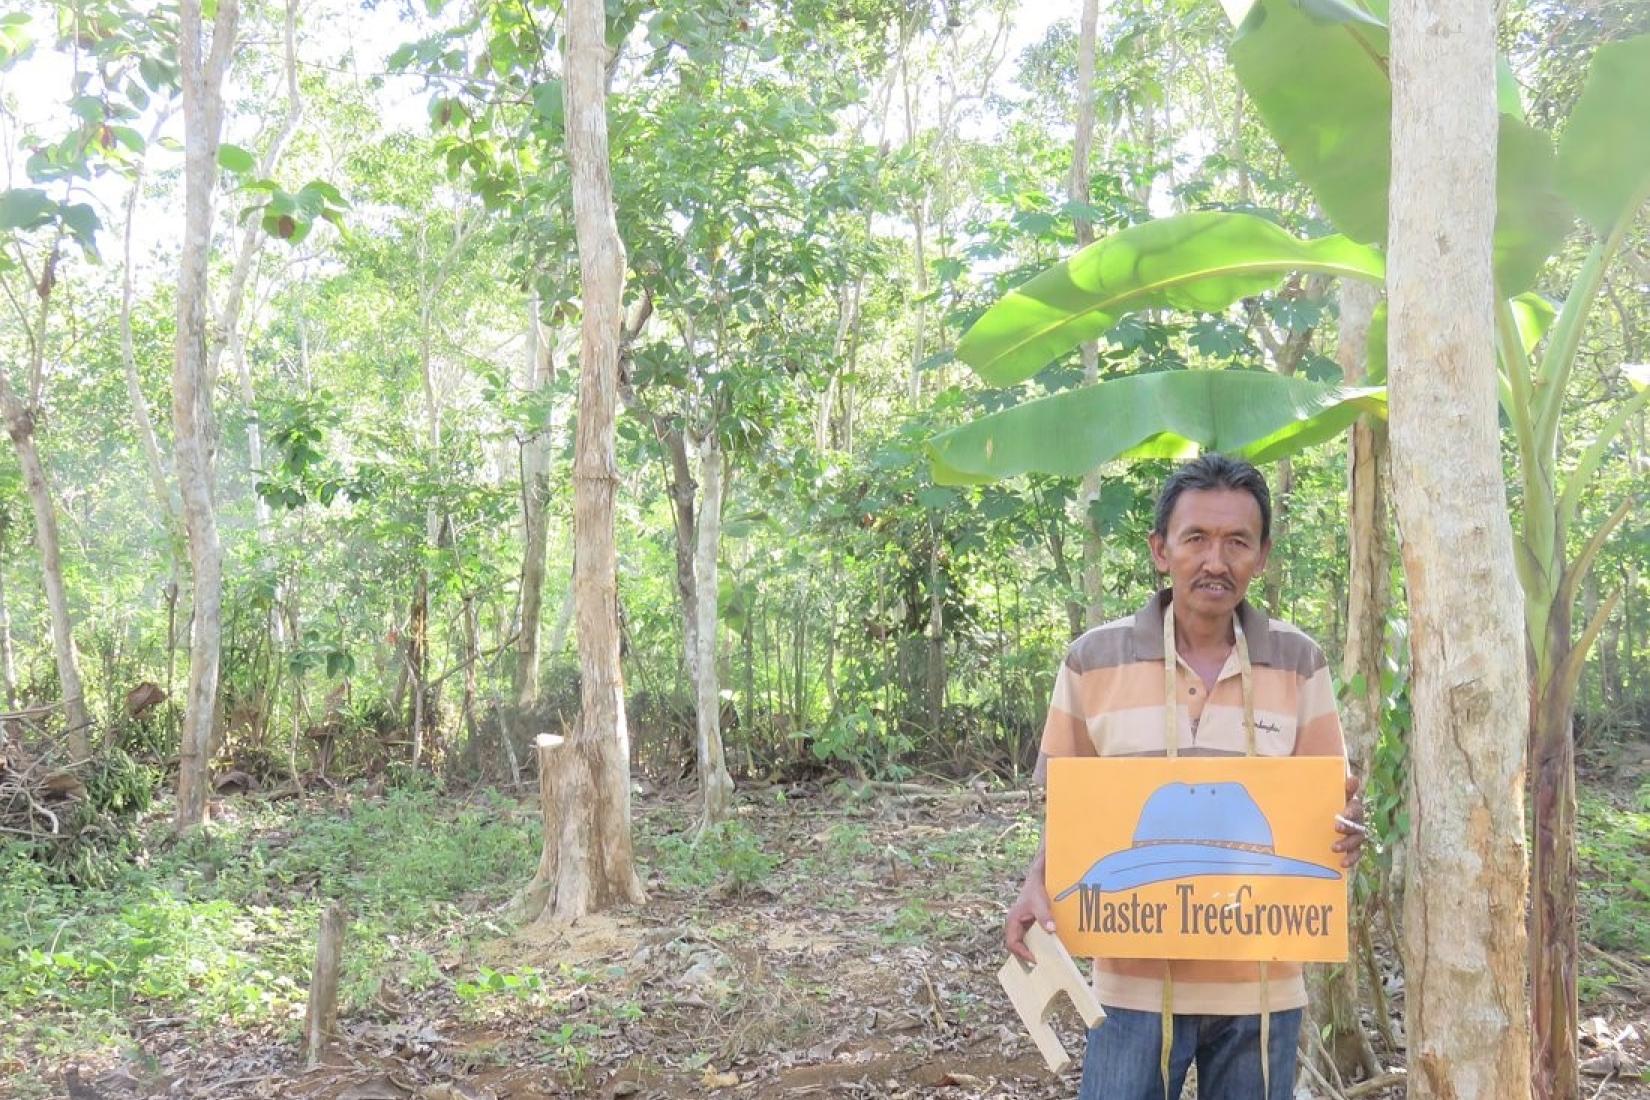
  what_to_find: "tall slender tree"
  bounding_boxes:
[1387,0,1531,1095]
[526,0,645,920]
[1071,0,1104,631]
[173,0,240,829]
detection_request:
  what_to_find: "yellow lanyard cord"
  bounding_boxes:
[1158,599,1269,1097]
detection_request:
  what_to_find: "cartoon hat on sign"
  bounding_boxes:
[1054,781,1340,899]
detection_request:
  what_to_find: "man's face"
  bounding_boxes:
[1148,488,1271,622]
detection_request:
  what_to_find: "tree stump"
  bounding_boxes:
[512,734,566,922]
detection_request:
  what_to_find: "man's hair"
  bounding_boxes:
[1152,454,1272,543]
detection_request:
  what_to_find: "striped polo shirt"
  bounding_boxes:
[1038,589,1347,1015]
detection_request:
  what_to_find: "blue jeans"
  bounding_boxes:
[1078,1006,1302,1100]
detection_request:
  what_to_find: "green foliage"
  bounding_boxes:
[654,819,778,893]
[809,705,914,777]
[1229,0,1572,294]
[954,212,1384,385]
[1577,780,1650,958]
[0,788,535,1062]
[1554,35,1650,236]
[929,370,1385,485]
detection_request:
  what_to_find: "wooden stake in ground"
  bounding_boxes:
[997,925,1104,1075]
[302,902,347,1068]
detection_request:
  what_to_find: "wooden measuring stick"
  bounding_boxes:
[997,924,1106,1074]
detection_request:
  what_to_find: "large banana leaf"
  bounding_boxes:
[1555,33,1650,236]
[1496,118,1574,295]
[954,212,1384,386]
[927,371,1387,486]
[1229,0,1391,245]
[1229,0,1571,294]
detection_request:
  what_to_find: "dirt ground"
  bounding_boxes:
[31,782,1650,1100]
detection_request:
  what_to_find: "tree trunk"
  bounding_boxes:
[1308,277,1384,1083]
[1387,1,1531,1095]
[0,407,91,756]
[407,576,429,763]
[1530,623,1584,1100]
[1338,281,1389,768]
[516,290,555,708]
[531,0,646,923]
[926,524,945,731]
[173,0,239,830]
[660,425,699,691]
[460,593,480,754]
[693,435,733,826]
[1072,0,1105,629]
[0,520,16,708]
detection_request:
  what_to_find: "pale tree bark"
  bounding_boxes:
[1337,279,1387,774]
[658,424,699,692]
[692,434,733,826]
[0,230,91,754]
[1387,0,1531,1096]
[925,519,945,730]
[1071,0,1105,629]
[1307,277,1383,1083]
[523,0,646,922]
[3,404,91,756]
[515,290,556,708]
[173,0,240,830]
[0,517,16,708]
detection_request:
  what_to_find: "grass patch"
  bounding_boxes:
[1577,780,1650,960]
[0,786,536,1066]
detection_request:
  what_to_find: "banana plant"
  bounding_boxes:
[936,1,1650,1092]
[1233,7,1649,1094]
[929,210,1388,483]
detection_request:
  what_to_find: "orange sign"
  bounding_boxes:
[1045,756,1348,963]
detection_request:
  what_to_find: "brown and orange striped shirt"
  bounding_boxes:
[1038,590,1347,1015]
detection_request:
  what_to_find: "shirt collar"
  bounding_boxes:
[1132,587,1275,665]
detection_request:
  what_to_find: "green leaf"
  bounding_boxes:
[297,179,348,208]
[217,143,255,174]
[0,188,53,230]
[1231,0,1576,290]
[531,80,564,135]
[60,202,99,255]
[1555,33,1650,236]
[1509,292,1556,355]
[1623,364,1648,393]
[1230,0,1391,244]
[1494,117,1573,295]
[955,212,1384,386]
[927,372,1386,485]
[1496,57,1525,121]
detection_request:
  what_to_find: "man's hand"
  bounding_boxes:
[1332,774,1367,868]
[1005,876,1057,963]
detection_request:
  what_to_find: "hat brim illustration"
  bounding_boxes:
[1055,843,1341,899]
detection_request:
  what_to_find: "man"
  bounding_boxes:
[1003,454,1365,1100]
